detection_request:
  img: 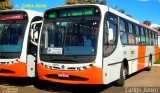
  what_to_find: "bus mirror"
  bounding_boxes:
[108,28,113,41]
[30,21,42,46]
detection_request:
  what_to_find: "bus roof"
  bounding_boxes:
[139,23,158,33]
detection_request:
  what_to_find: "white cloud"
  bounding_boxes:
[150,24,160,28]
[139,0,150,2]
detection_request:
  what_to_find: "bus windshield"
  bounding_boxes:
[0,21,27,54]
[40,18,99,56]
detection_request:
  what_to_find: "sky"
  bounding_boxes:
[12,0,160,26]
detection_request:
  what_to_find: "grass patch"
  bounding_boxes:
[155,57,160,64]
[155,51,160,64]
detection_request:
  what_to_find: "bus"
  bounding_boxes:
[37,4,159,86]
[0,10,42,77]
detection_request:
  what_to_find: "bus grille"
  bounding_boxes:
[0,69,15,74]
[45,74,89,81]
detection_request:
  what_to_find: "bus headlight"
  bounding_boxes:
[83,66,87,70]
[89,64,93,67]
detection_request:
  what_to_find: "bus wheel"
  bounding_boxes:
[146,56,152,71]
[116,63,127,87]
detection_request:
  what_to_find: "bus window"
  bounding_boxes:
[145,29,148,37]
[103,13,117,56]
[128,23,135,45]
[108,23,117,44]
[128,34,135,44]
[120,19,127,45]
[120,32,127,44]
[135,25,139,35]
[145,29,149,45]
[128,23,133,33]
[41,20,99,56]
[0,22,26,54]
[135,26,140,45]
[119,19,126,32]
[148,30,152,45]
[152,32,155,38]
[140,28,146,45]
[29,20,42,54]
[140,28,144,35]
[149,30,152,38]
[151,31,154,45]
[155,33,158,45]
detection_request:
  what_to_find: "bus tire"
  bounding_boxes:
[146,56,152,71]
[116,63,126,87]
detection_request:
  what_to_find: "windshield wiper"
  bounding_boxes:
[77,17,85,24]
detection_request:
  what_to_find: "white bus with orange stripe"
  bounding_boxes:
[37,4,159,86]
[0,10,42,77]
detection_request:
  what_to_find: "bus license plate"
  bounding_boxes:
[58,73,69,78]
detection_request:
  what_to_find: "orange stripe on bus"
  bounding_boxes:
[155,45,159,61]
[138,46,146,71]
[0,61,27,77]
[38,64,103,84]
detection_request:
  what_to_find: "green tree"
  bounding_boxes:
[118,9,133,18]
[66,0,106,5]
[143,20,151,26]
[127,14,132,18]
[155,27,160,31]
[118,9,125,14]
[0,0,13,10]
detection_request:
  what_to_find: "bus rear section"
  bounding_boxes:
[37,5,104,84]
[0,10,42,77]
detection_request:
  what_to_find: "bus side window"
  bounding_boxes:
[128,23,135,45]
[149,30,153,45]
[140,28,146,45]
[103,13,118,57]
[28,16,42,54]
[152,32,155,45]
[155,33,158,45]
[119,19,128,44]
[104,22,108,45]
[148,30,151,45]
[135,25,140,45]
[29,23,42,54]
[145,29,149,45]
[108,23,117,44]
[148,29,150,45]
